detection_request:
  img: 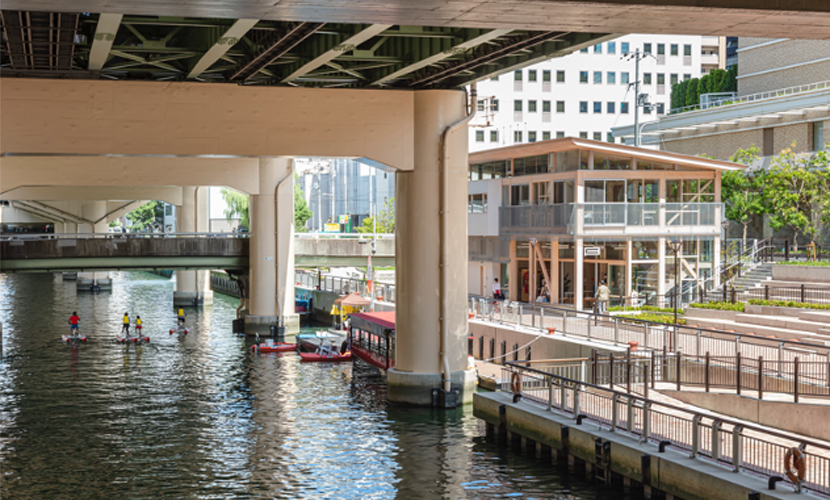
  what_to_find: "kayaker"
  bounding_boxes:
[122,312,131,335]
[68,312,80,334]
[177,307,186,327]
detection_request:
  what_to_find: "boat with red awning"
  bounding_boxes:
[348,311,395,371]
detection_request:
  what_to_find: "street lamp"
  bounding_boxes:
[668,240,682,330]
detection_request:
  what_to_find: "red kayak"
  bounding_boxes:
[299,351,352,362]
[115,334,150,343]
[169,327,191,335]
[252,342,296,353]
[62,334,87,342]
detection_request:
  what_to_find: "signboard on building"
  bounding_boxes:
[324,223,340,233]
[339,214,348,224]
[584,246,601,257]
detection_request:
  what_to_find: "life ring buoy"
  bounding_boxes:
[510,371,522,395]
[784,446,807,484]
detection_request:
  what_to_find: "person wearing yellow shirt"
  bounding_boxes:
[122,312,130,335]
[177,308,186,327]
[135,315,143,335]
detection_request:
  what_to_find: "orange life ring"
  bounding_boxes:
[784,447,807,484]
[510,371,522,395]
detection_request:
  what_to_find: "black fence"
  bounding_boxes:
[699,283,830,306]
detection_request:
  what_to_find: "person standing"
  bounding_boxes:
[135,315,143,335]
[122,312,131,335]
[595,281,611,314]
[68,312,80,336]
[177,307,186,327]
[492,278,502,300]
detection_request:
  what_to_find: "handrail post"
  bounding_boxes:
[732,425,743,473]
[518,304,523,326]
[794,356,800,403]
[560,380,567,412]
[611,393,619,432]
[609,353,614,390]
[712,419,722,463]
[626,350,632,394]
[540,307,545,332]
[758,355,764,400]
[676,352,682,391]
[705,352,711,392]
[547,377,554,411]
[562,311,567,334]
[626,396,634,433]
[641,402,651,444]
[587,313,592,340]
[573,383,580,419]
[736,351,741,396]
[696,329,701,356]
[614,317,619,345]
[691,414,701,458]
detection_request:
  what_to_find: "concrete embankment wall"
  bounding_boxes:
[210,271,241,298]
[772,264,830,283]
[475,392,794,500]
[660,390,830,441]
[468,321,627,362]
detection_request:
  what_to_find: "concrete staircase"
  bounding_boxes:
[732,262,774,291]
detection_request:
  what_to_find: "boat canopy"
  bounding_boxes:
[349,311,395,338]
[334,292,371,307]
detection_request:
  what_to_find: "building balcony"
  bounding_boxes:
[701,35,720,48]
[499,202,722,237]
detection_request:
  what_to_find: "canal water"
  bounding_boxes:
[0,272,639,499]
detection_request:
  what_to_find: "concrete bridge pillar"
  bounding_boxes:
[244,157,298,336]
[77,201,112,291]
[387,90,475,406]
[174,186,213,307]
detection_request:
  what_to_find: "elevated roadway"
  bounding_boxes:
[0,233,396,272]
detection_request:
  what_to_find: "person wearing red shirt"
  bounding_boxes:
[68,312,80,333]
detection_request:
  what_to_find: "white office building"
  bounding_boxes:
[469,34,714,152]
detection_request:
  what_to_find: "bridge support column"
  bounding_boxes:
[174,186,213,307]
[387,90,475,406]
[244,158,298,336]
[78,201,112,291]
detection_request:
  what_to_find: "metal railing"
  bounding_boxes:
[468,296,830,366]
[294,233,394,240]
[0,231,250,241]
[669,79,830,115]
[295,269,396,303]
[700,284,830,306]
[498,204,575,235]
[502,361,830,496]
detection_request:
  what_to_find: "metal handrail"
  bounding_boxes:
[294,233,395,239]
[503,360,830,496]
[669,79,830,115]
[0,232,249,241]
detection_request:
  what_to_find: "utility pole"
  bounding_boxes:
[622,49,657,147]
[369,167,377,311]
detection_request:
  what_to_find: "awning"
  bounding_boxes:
[349,311,395,337]
[334,292,371,307]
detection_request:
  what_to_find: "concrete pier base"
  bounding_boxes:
[173,290,213,307]
[387,367,476,406]
[244,313,299,337]
[62,272,77,281]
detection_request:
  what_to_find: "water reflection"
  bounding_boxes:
[0,272,634,499]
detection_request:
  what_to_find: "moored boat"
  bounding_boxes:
[299,351,352,362]
[252,342,296,353]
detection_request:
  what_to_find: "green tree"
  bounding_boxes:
[356,197,396,234]
[294,172,312,232]
[126,201,164,231]
[721,145,765,246]
[765,143,830,248]
[220,188,249,229]
[685,79,699,107]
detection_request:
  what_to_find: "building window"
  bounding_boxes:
[556,101,565,113]
[621,102,629,114]
[580,47,588,53]
[514,130,523,143]
[556,131,565,139]
[579,101,588,113]
[514,155,548,176]
[621,72,629,84]
[670,74,678,85]
[492,99,499,111]
[644,43,652,54]
[657,103,665,114]
[528,100,537,112]
[477,101,485,112]
[607,132,615,143]
[812,121,826,151]
[593,132,602,141]
[468,193,488,213]
[543,70,551,82]
[643,73,652,85]
[763,128,774,156]
[528,69,537,82]
[657,43,665,55]
[594,44,602,53]
[607,41,616,54]
[528,131,537,142]
[514,70,522,81]
[684,44,692,56]
[607,102,615,114]
[490,76,499,81]
[556,70,565,83]
[657,73,665,85]
[644,106,652,115]
[542,100,551,113]
[490,130,499,142]
[543,131,551,141]
[671,44,678,56]
[475,130,484,142]
[593,71,602,84]
[580,71,589,83]
[579,131,588,139]
[607,71,616,84]
[593,102,602,114]
[683,74,691,81]
[514,100,522,111]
